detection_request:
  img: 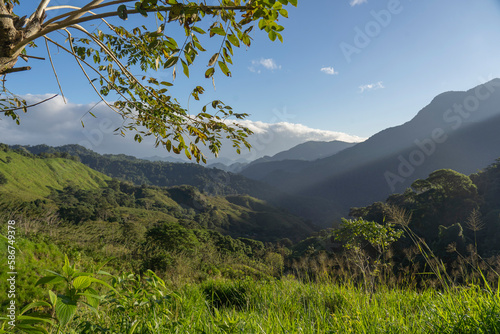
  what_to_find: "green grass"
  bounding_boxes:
[152,279,498,333]
[28,276,498,333]
[0,151,109,201]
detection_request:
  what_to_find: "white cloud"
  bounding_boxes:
[320,67,338,75]
[249,58,281,73]
[350,0,367,6]
[0,95,366,164]
[219,120,366,162]
[359,81,385,93]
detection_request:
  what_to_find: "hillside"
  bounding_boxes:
[14,143,337,225]
[0,145,314,241]
[0,145,109,201]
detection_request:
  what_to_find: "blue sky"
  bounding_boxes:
[3,0,500,160]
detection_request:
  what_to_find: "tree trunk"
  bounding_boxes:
[0,2,42,75]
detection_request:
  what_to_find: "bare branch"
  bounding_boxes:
[45,5,115,33]
[0,94,58,113]
[31,0,51,22]
[14,4,250,54]
[20,55,45,61]
[44,0,135,26]
[62,0,106,24]
[45,38,66,103]
[63,29,127,117]
[2,66,31,74]
[43,35,134,113]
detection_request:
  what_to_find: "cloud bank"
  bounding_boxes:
[0,95,365,164]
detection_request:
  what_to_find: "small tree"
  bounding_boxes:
[334,218,403,291]
[0,0,297,162]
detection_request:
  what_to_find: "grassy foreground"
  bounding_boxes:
[82,279,495,334]
[2,264,499,333]
[87,279,500,334]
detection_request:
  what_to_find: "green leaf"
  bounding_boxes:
[78,291,103,309]
[218,61,230,77]
[72,276,92,290]
[62,255,74,278]
[17,315,53,325]
[88,277,118,293]
[55,297,77,327]
[181,59,189,78]
[49,290,57,306]
[276,32,283,43]
[164,56,179,68]
[117,4,128,20]
[192,26,206,34]
[268,30,277,41]
[227,34,240,47]
[205,67,215,78]
[210,27,226,36]
[289,0,297,6]
[20,301,52,316]
[35,275,65,286]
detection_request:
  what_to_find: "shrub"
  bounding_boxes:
[203,280,249,309]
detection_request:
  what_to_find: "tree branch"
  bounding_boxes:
[2,66,31,74]
[0,94,57,113]
[63,29,130,118]
[43,34,133,112]
[31,0,51,22]
[63,0,106,24]
[13,4,250,55]
[45,38,65,103]
[43,0,135,26]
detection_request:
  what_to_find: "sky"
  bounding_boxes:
[2,0,500,162]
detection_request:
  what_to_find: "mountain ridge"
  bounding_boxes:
[239,79,500,226]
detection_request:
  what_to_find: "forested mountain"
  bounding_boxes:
[8,80,500,228]
[267,140,357,162]
[12,143,338,225]
[0,145,314,242]
[240,79,500,225]
[349,160,500,258]
[291,159,500,266]
[208,140,356,173]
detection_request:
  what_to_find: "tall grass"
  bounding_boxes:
[67,277,498,333]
